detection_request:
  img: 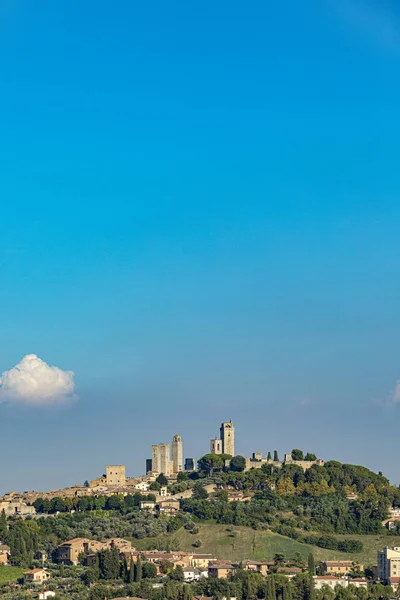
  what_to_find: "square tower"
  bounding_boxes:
[172,434,183,472]
[220,420,235,456]
[210,438,222,454]
[106,465,126,487]
[151,443,171,476]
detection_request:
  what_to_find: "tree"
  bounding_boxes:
[150,481,161,491]
[198,454,224,475]
[143,561,157,578]
[291,449,304,461]
[274,451,279,462]
[135,555,142,582]
[105,495,123,511]
[230,455,246,472]
[305,453,317,461]
[273,553,285,566]
[267,452,272,461]
[282,582,292,600]
[84,480,90,488]
[276,477,295,495]
[169,565,184,581]
[0,510,7,539]
[129,557,135,583]
[183,585,193,600]
[266,575,277,600]
[192,481,209,500]
[157,473,168,487]
[308,553,315,575]
[177,472,188,482]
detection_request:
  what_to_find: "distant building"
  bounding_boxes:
[158,499,180,515]
[146,459,152,473]
[140,501,156,511]
[24,568,50,585]
[210,438,222,454]
[220,420,235,456]
[313,577,368,590]
[172,434,183,473]
[0,544,10,565]
[152,443,171,476]
[106,465,126,487]
[378,546,400,585]
[185,458,195,471]
[208,561,236,579]
[322,561,363,576]
[0,500,36,517]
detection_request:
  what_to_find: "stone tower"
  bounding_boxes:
[106,465,126,487]
[151,443,171,476]
[210,438,222,454]
[172,434,183,473]
[220,420,235,456]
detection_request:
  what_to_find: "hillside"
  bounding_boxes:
[133,522,400,566]
[0,566,24,585]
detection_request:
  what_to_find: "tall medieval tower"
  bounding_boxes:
[220,420,235,456]
[172,434,183,472]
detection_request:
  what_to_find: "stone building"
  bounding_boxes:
[210,438,222,454]
[378,546,400,585]
[220,420,235,456]
[106,465,126,487]
[322,561,363,575]
[152,443,171,476]
[172,434,183,473]
[24,569,50,584]
[0,544,10,565]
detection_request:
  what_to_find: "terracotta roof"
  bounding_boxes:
[24,569,48,574]
[315,576,339,580]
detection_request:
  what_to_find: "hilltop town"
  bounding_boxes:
[1,420,400,600]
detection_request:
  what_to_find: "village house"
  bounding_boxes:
[322,560,363,576]
[208,561,236,579]
[183,567,208,582]
[190,554,216,568]
[0,500,36,517]
[57,538,90,564]
[23,568,50,585]
[313,576,368,590]
[0,544,10,565]
[57,537,134,564]
[158,499,180,515]
[241,560,274,576]
[38,592,56,600]
[276,567,303,578]
[140,500,156,511]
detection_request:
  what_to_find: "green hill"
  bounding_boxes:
[0,566,25,585]
[134,522,400,566]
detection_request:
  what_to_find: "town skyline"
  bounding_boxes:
[2,0,400,493]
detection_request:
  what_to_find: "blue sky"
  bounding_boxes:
[1,0,400,493]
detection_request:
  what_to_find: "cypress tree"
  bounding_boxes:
[266,576,276,600]
[282,583,292,600]
[136,555,142,582]
[183,586,193,600]
[129,557,135,583]
[308,553,315,575]
[267,452,272,461]
[273,451,279,462]
[0,510,7,540]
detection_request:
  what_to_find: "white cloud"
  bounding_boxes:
[0,354,77,406]
[388,381,400,405]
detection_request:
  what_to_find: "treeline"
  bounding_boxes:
[32,492,156,514]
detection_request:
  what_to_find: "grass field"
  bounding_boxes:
[134,523,400,566]
[0,565,25,584]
